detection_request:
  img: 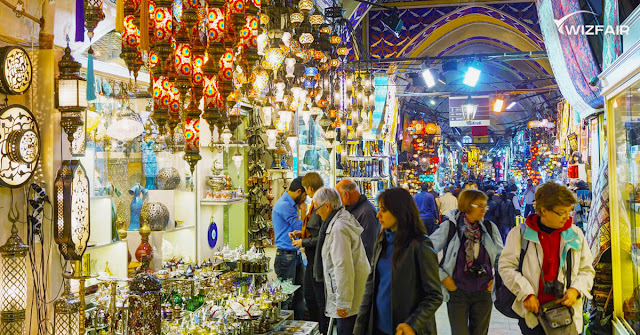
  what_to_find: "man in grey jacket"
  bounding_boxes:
[336,179,380,263]
[314,187,370,335]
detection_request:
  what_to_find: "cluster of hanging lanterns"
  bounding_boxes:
[252,0,377,154]
[120,0,260,173]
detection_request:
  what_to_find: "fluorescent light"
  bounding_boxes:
[422,68,436,88]
[456,140,463,148]
[463,66,481,87]
[506,101,517,110]
[430,99,435,105]
[492,98,504,113]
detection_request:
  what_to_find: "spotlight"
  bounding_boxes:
[463,64,481,87]
[506,101,517,110]
[492,97,504,113]
[420,62,435,88]
[382,7,403,38]
[430,99,435,105]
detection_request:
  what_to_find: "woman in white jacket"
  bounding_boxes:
[313,187,371,335]
[498,182,595,334]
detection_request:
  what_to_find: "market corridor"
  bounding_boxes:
[434,303,520,335]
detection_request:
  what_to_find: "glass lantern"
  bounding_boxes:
[0,224,28,335]
[53,280,80,335]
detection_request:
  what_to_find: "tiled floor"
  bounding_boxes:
[434,303,521,334]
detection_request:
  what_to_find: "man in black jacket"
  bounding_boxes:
[336,179,381,263]
[290,173,329,334]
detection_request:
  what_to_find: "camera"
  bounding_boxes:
[468,264,488,279]
[543,280,565,299]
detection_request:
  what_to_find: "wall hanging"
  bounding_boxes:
[0,46,32,95]
[0,104,40,188]
[54,160,91,260]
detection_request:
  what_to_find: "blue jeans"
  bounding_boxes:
[524,204,535,218]
[274,250,305,319]
[498,225,512,244]
[422,216,436,235]
[336,315,357,335]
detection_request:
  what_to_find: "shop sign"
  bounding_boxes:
[449,96,491,127]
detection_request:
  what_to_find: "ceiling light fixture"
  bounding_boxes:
[506,101,517,110]
[420,62,435,88]
[381,7,403,38]
[463,63,481,87]
[492,97,504,113]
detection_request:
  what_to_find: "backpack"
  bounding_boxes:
[493,224,528,318]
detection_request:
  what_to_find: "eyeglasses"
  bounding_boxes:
[550,209,570,218]
[470,204,489,210]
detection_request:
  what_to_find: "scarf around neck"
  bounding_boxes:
[463,215,482,272]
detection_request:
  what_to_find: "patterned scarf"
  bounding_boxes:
[463,215,482,272]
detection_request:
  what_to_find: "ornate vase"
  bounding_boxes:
[157,168,181,190]
[142,141,158,190]
[140,202,170,231]
[128,183,147,231]
[128,270,162,335]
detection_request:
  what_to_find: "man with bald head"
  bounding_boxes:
[336,179,380,262]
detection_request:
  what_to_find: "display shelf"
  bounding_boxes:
[338,176,389,181]
[267,168,293,173]
[346,156,389,161]
[164,225,197,233]
[200,198,248,206]
[87,240,127,250]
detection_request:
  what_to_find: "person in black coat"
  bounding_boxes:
[354,188,443,335]
[484,190,499,224]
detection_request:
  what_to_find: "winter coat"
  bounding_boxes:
[321,208,371,318]
[354,233,442,335]
[346,194,381,263]
[485,197,499,224]
[429,210,504,302]
[497,193,517,228]
[498,219,595,331]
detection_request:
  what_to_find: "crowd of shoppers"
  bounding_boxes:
[271,174,594,335]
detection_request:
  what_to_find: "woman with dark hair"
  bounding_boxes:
[429,189,503,335]
[354,188,443,335]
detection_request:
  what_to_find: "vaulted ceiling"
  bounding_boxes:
[344,0,561,145]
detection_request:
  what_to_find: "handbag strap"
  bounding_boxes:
[566,249,572,291]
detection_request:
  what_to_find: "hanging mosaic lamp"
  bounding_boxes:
[84,0,106,40]
[173,23,192,100]
[152,0,174,76]
[183,97,202,173]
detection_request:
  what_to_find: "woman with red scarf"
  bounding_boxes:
[499,182,595,334]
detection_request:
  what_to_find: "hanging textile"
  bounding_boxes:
[537,0,603,118]
[602,0,622,68]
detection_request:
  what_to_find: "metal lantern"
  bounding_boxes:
[128,272,162,335]
[54,160,90,261]
[0,46,32,95]
[0,223,28,335]
[53,280,80,335]
[57,39,87,147]
[461,96,478,122]
[0,105,40,188]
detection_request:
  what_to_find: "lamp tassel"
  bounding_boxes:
[75,0,85,42]
[115,0,124,33]
[140,0,150,52]
[87,47,97,101]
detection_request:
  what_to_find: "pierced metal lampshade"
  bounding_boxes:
[54,160,90,261]
[0,223,28,335]
[53,280,80,335]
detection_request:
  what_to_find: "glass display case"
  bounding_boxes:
[608,79,640,334]
[296,116,333,186]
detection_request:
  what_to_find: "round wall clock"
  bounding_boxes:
[0,104,40,188]
[0,46,33,95]
[54,160,90,260]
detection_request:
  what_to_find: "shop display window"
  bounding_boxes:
[611,80,640,332]
[297,117,331,186]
